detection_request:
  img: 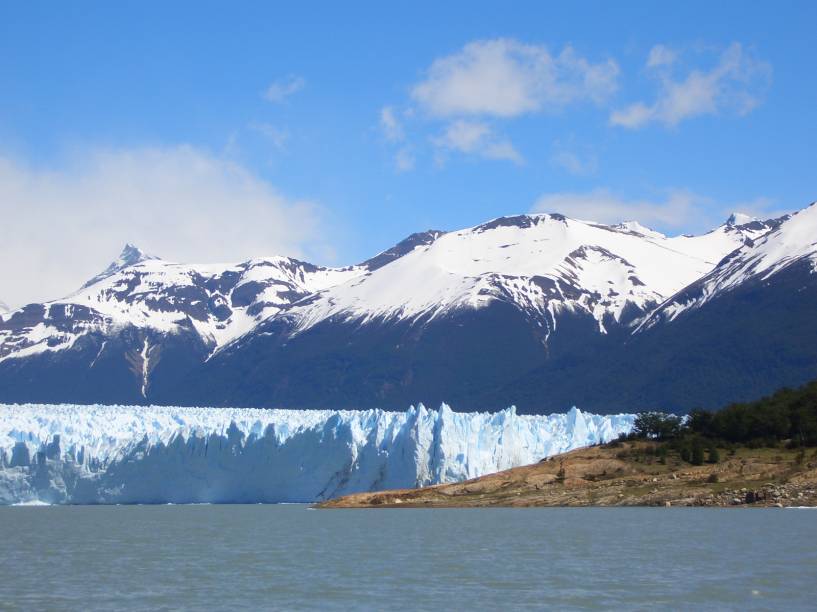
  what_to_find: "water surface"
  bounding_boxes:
[1,505,815,610]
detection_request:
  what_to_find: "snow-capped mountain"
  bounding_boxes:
[639,204,814,329]
[0,247,368,403]
[523,203,816,414]
[1,244,363,359]
[0,204,812,413]
[0,232,462,368]
[0,300,8,314]
[276,212,774,338]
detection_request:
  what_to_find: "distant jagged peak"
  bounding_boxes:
[611,220,666,240]
[473,212,669,239]
[721,211,792,239]
[638,201,817,330]
[115,243,159,267]
[473,212,567,233]
[0,299,9,314]
[82,243,160,288]
[726,212,758,227]
[362,229,446,271]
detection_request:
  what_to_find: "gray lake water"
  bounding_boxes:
[1,505,815,610]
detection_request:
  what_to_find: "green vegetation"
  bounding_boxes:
[688,380,817,447]
[691,439,705,466]
[620,378,817,465]
[632,412,683,440]
[656,445,668,464]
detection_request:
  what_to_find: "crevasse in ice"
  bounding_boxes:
[0,403,634,504]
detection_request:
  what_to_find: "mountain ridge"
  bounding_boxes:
[1,204,814,413]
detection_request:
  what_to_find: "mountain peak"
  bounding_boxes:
[117,243,157,267]
[362,230,446,271]
[726,212,758,227]
[81,243,160,289]
[612,220,666,239]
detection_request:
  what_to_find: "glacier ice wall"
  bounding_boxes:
[0,403,634,505]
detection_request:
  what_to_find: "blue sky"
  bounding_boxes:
[1,1,815,306]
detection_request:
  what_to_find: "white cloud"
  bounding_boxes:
[432,120,523,164]
[609,102,654,129]
[436,120,490,150]
[0,146,328,307]
[378,108,415,172]
[611,43,771,128]
[263,75,306,103]
[412,38,619,118]
[394,148,415,172]
[646,44,676,68]
[379,106,404,142]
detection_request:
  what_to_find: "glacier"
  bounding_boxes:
[0,403,634,505]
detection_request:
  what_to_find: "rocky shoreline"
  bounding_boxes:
[317,442,817,509]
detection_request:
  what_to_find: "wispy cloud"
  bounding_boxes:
[723,196,791,222]
[531,187,786,232]
[532,188,701,227]
[646,44,677,69]
[432,120,523,164]
[379,106,404,142]
[378,107,416,172]
[611,43,771,129]
[549,140,598,176]
[394,148,415,172]
[264,75,306,103]
[0,146,328,307]
[412,38,619,118]
[248,122,289,150]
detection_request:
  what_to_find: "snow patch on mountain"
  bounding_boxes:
[0,403,634,504]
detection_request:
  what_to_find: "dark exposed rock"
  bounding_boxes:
[362,230,445,271]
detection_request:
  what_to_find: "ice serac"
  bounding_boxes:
[0,403,634,504]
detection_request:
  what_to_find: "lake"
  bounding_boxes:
[1,505,815,610]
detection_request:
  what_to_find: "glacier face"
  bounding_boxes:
[0,403,634,505]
